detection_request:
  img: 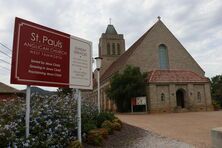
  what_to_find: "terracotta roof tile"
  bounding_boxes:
[147,70,209,83]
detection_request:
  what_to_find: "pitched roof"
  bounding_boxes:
[101,20,158,82]
[147,70,209,83]
[0,82,22,93]
[105,24,118,34]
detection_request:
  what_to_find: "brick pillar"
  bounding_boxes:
[169,84,176,107]
[149,84,157,112]
[187,84,194,107]
[204,83,212,105]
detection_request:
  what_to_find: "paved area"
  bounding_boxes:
[117,111,222,147]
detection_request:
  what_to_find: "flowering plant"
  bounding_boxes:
[0,93,97,147]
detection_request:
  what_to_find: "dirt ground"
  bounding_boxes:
[117,111,222,147]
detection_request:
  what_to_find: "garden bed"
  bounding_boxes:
[83,123,147,148]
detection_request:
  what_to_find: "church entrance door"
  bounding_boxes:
[176,89,185,108]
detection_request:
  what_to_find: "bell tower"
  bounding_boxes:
[98,22,125,75]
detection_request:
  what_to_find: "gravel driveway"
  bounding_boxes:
[117,111,222,148]
[84,123,192,148]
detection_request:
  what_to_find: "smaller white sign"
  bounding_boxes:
[69,36,92,89]
[136,97,146,105]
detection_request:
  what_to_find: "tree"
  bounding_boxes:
[57,87,72,97]
[211,75,222,108]
[106,65,146,112]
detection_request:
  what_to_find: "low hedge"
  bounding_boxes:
[68,140,82,148]
[85,113,123,146]
[101,120,113,134]
[112,117,122,127]
[87,128,108,146]
[96,112,115,127]
[82,120,97,133]
[112,122,121,131]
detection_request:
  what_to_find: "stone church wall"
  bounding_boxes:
[90,20,213,113]
[126,21,205,76]
[147,83,213,113]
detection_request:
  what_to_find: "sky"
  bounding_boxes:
[0,0,221,91]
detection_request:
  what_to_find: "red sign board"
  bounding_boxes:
[11,17,92,89]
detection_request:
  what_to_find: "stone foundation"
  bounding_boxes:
[149,105,214,113]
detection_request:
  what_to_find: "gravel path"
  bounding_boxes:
[130,130,193,148]
[83,123,193,148]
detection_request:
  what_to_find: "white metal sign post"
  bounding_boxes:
[77,89,82,143]
[73,88,82,143]
[25,85,31,138]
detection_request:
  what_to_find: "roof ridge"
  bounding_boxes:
[157,20,205,74]
[101,21,159,82]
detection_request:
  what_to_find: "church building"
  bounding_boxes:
[86,17,213,113]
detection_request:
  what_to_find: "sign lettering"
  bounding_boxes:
[11,17,92,89]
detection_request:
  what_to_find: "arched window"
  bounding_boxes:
[117,43,121,55]
[112,43,116,55]
[161,93,165,101]
[107,43,110,55]
[158,44,169,69]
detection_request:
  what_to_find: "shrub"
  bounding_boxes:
[88,128,108,139]
[112,122,121,131]
[212,100,221,110]
[87,130,103,146]
[81,101,98,123]
[99,128,109,139]
[101,120,113,134]
[82,120,97,133]
[0,94,98,147]
[112,117,122,127]
[26,95,77,147]
[68,140,82,148]
[96,112,115,127]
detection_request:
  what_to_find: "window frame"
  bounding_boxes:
[158,44,169,69]
[117,43,121,55]
[112,43,116,55]
[197,92,201,103]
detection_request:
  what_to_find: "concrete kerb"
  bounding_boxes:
[211,127,222,148]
